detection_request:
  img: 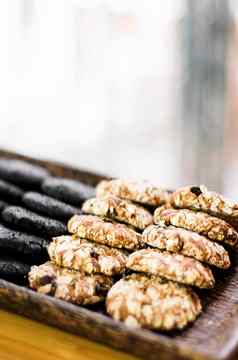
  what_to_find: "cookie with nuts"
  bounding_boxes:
[106,273,202,330]
[28,261,113,305]
[96,179,169,206]
[142,225,230,269]
[126,249,215,288]
[48,235,127,276]
[68,215,142,250]
[154,206,238,247]
[82,196,153,230]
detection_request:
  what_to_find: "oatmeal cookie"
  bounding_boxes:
[68,215,142,250]
[82,196,153,230]
[106,273,202,330]
[126,249,215,288]
[143,225,230,269]
[170,185,238,229]
[96,179,169,206]
[154,206,238,247]
[48,235,127,276]
[28,261,113,305]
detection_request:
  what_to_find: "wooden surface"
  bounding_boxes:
[0,309,136,360]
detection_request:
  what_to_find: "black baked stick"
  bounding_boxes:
[0,200,9,212]
[22,192,81,221]
[0,179,23,204]
[42,177,95,206]
[0,224,48,264]
[2,206,67,238]
[0,256,30,284]
[0,159,50,188]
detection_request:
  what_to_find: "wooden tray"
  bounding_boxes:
[0,148,238,360]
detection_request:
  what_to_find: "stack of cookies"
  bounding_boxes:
[28,180,238,333]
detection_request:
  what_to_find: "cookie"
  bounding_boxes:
[42,177,95,206]
[28,261,113,305]
[48,235,127,276]
[0,179,23,204]
[82,196,153,230]
[96,179,169,206]
[143,225,230,269]
[170,185,238,229]
[23,192,80,221]
[0,159,50,188]
[68,215,142,250]
[2,206,67,238]
[106,273,202,330]
[126,249,215,288]
[0,224,48,264]
[154,206,238,247]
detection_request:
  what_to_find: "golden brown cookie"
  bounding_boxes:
[154,206,238,247]
[48,235,127,276]
[106,273,202,330]
[68,215,142,250]
[126,249,215,288]
[82,196,153,230]
[142,225,230,269]
[96,179,169,206]
[28,261,113,305]
[170,185,238,229]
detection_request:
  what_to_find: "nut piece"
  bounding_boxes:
[29,261,113,305]
[68,215,142,250]
[154,206,238,247]
[48,235,127,276]
[106,273,202,330]
[82,196,153,230]
[143,225,230,269]
[126,249,215,288]
[96,179,169,206]
[170,185,238,229]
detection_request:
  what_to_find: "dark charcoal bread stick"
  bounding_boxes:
[2,206,67,238]
[42,177,95,206]
[0,179,23,204]
[0,159,50,188]
[23,192,81,221]
[0,224,48,263]
[0,256,30,284]
[0,201,9,212]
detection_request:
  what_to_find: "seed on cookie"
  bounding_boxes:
[29,261,113,305]
[82,196,153,230]
[106,273,202,330]
[170,185,238,229]
[154,206,238,247]
[142,225,230,269]
[48,235,127,276]
[96,179,169,206]
[68,215,142,250]
[126,249,215,288]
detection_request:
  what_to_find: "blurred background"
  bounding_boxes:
[1,0,238,196]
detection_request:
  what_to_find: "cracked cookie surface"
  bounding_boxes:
[106,273,202,330]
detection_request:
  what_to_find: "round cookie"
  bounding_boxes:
[126,249,215,289]
[29,261,113,305]
[96,179,169,206]
[48,235,127,276]
[154,206,238,247]
[82,196,153,230]
[106,273,202,330]
[142,225,230,269]
[68,215,142,250]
